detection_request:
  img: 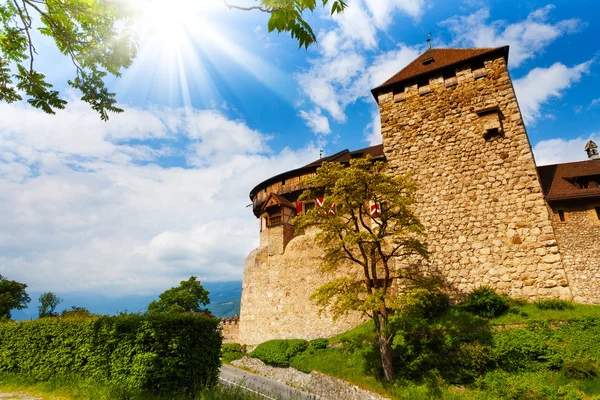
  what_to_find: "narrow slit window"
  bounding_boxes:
[558,210,565,222]
[596,207,600,220]
[282,179,286,185]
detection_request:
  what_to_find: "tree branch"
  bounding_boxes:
[222,0,278,13]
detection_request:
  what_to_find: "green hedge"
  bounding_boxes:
[0,314,222,394]
[249,339,308,367]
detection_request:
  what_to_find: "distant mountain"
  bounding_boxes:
[11,280,242,321]
[207,299,241,318]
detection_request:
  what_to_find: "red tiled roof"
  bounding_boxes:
[538,160,600,202]
[371,46,509,95]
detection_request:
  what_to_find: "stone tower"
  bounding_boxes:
[586,140,599,160]
[371,47,571,299]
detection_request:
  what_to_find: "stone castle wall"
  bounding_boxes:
[377,55,572,300]
[551,204,600,303]
[221,317,240,344]
[239,231,367,346]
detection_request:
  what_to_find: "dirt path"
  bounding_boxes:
[0,393,44,400]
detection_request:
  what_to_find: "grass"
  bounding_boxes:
[491,303,600,326]
[0,373,265,400]
[249,302,600,400]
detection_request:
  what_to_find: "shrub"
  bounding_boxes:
[249,339,308,367]
[0,314,221,395]
[534,299,574,311]
[562,359,599,380]
[461,286,510,318]
[308,338,328,351]
[490,329,561,372]
[222,343,246,363]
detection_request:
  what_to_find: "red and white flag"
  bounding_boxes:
[370,203,381,217]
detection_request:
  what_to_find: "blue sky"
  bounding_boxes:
[1,0,599,310]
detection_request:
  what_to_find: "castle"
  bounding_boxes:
[237,46,600,346]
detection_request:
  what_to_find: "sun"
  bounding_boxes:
[120,0,292,108]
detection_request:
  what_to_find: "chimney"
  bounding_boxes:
[585,140,599,160]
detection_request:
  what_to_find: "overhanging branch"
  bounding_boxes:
[222,0,278,13]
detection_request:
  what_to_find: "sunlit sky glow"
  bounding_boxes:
[1,0,600,316]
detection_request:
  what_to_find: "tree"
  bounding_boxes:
[293,158,429,381]
[0,0,346,119]
[147,276,210,315]
[38,291,63,318]
[61,306,92,318]
[0,274,31,320]
[223,0,347,49]
[0,0,137,120]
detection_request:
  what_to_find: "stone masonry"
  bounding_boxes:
[377,54,572,300]
[551,205,600,303]
[239,230,366,346]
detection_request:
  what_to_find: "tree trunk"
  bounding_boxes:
[378,333,395,381]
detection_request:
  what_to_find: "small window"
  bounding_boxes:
[282,179,286,185]
[558,210,565,222]
[596,207,600,220]
[422,57,435,66]
[304,202,315,212]
[484,128,502,141]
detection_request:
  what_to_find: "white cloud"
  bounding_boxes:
[296,0,426,133]
[0,101,319,296]
[364,0,426,28]
[513,60,592,124]
[299,108,331,135]
[441,5,583,67]
[533,133,600,165]
[364,110,382,145]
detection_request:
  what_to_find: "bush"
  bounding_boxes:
[490,329,561,372]
[461,286,510,318]
[222,343,246,363]
[534,299,574,311]
[308,338,329,351]
[562,359,599,380]
[0,314,221,395]
[249,339,308,367]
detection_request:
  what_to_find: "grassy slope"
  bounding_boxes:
[276,303,600,400]
[0,374,264,400]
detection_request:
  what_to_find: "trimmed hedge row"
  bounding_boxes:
[0,314,222,394]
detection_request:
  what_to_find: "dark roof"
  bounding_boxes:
[537,160,600,202]
[371,46,509,96]
[262,193,296,210]
[249,144,385,200]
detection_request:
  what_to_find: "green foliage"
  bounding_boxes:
[61,306,93,318]
[461,286,510,318]
[225,0,347,49]
[249,339,308,367]
[308,338,329,351]
[0,0,137,119]
[0,274,30,320]
[38,291,63,318]
[148,276,210,315]
[562,359,599,380]
[221,343,246,363]
[0,314,222,395]
[534,298,574,311]
[489,328,562,372]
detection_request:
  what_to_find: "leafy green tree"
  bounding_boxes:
[223,0,347,49]
[0,0,346,119]
[294,158,429,381]
[61,305,92,318]
[38,291,63,318]
[0,274,31,320]
[0,0,137,119]
[148,276,210,315]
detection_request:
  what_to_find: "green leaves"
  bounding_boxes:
[0,314,222,393]
[0,274,30,321]
[0,0,137,119]
[147,276,211,315]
